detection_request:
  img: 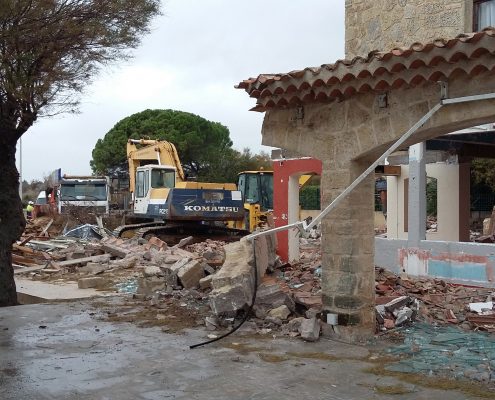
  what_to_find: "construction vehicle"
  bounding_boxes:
[58,175,111,215]
[236,170,320,232]
[236,170,274,232]
[115,139,245,238]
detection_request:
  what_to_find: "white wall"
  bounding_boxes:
[387,163,460,242]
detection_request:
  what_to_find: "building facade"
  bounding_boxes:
[345,0,495,58]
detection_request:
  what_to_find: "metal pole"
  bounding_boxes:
[246,91,495,242]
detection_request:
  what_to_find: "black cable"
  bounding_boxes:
[189,239,259,349]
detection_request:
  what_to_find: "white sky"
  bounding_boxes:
[16,0,345,182]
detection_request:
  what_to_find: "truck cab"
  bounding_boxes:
[59,176,110,215]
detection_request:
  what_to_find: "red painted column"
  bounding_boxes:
[272,158,322,262]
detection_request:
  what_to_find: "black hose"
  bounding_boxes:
[189,239,259,349]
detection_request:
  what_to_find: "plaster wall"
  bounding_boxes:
[375,237,495,287]
[345,0,472,58]
[387,163,461,242]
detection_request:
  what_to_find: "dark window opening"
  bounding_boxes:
[474,0,495,31]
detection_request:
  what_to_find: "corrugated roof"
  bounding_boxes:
[236,28,495,112]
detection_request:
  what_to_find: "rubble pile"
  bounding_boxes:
[426,216,437,233]
[476,206,495,243]
[14,233,213,291]
[254,236,323,311]
[375,268,495,332]
[14,217,495,345]
[15,226,326,340]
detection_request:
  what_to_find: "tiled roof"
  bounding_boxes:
[236,28,495,112]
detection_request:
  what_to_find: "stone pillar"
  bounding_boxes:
[320,160,375,342]
[407,143,426,247]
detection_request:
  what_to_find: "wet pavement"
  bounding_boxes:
[0,301,490,399]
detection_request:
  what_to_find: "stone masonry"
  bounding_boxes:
[260,72,495,341]
[237,6,495,342]
[345,0,472,58]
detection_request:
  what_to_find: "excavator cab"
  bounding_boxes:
[133,165,176,215]
[237,171,274,231]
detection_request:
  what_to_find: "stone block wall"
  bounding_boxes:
[345,0,472,58]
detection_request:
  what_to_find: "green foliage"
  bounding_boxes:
[426,177,437,216]
[200,147,272,183]
[471,158,495,191]
[300,185,320,210]
[0,0,160,139]
[91,110,272,182]
[22,180,45,203]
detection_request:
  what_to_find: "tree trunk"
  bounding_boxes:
[0,134,25,306]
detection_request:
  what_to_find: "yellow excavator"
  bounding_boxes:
[235,170,274,232]
[115,139,245,238]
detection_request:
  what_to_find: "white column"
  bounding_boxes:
[287,174,300,262]
[407,143,426,247]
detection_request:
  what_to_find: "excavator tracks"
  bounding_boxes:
[113,221,166,238]
[114,221,248,244]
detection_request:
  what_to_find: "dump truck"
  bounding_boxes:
[115,139,245,239]
[58,175,111,215]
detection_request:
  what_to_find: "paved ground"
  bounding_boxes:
[0,301,489,399]
[15,278,108,304]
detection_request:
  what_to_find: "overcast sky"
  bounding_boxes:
[17,0,345,182]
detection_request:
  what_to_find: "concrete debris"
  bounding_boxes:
[136,276,166,295]
[208,239,259,316]
[146,236,168,251]
[267,305,291,320]
[205,316,220,331]
[199,275,213,290]
[299,317,321,341]
[101,242,131,258]
[254,282,295,318]
[143,265,163,278]
[476,205,495,243]
[78,277,106,289]
[176,260,204,289]
[78,262,111,275]
[209,284,251,317]
[395,306,414,326]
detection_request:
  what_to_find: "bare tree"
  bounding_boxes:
[0,0,160,306]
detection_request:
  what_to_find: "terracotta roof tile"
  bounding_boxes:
[237,28,495,111]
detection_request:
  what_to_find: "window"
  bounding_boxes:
[245,174,260,204]
[144,170,149,196]
[151,169,175,188]
[60,183,107,201]
[136,171,145,197]
[259,173,274,210]
[474,0,495,31]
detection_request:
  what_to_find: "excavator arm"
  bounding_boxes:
[127,139,186,194]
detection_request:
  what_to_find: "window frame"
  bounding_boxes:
[473,0,495,31]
